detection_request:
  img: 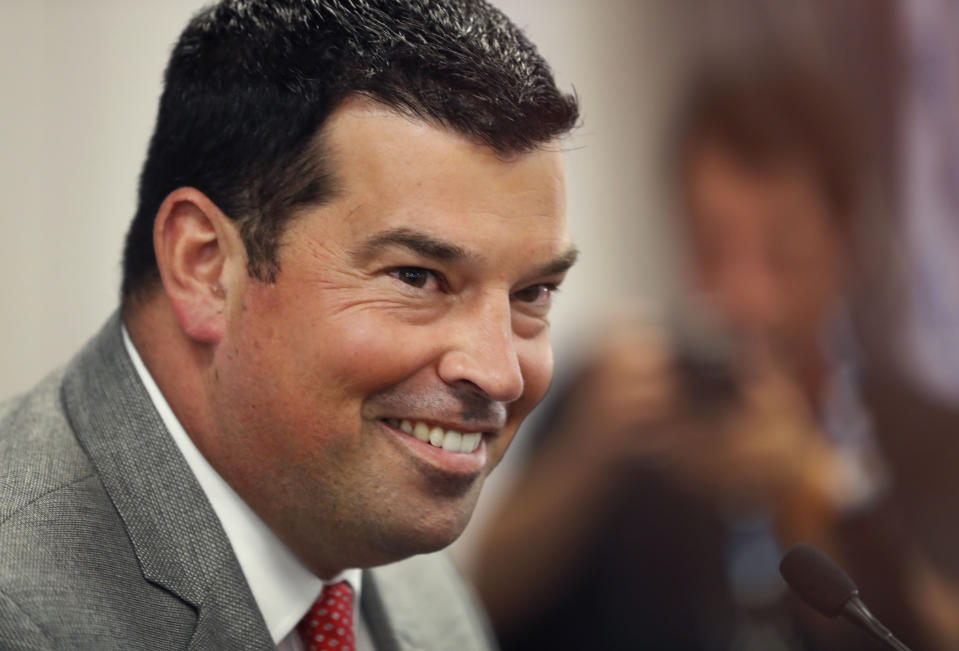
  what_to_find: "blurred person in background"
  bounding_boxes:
[472,62,943,650]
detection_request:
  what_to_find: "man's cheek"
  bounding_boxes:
[322,318,436,387]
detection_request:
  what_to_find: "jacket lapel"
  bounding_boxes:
[61,312,274,650]
[361,555,496,651]
[361,569,408,651]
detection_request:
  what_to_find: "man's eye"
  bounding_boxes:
[389,267,438,289]
[512,284,555,307]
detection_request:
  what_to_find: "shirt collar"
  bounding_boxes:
[121,324,362,644]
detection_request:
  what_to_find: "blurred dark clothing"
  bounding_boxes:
[494,369,929,651]
[865,370,959,581]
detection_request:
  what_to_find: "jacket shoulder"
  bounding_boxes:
[0,368,198,650]
[0,368,95,524]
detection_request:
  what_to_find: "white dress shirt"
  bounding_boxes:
[122,326,374,650]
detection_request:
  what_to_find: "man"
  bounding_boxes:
[0,1,578,649]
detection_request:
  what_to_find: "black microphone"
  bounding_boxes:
[779,543,913,651]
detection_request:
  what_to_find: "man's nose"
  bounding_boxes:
[437,295,524,404]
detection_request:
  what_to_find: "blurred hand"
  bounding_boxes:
[664,346,843,517]
[549,315,846,530]
[554,315,680,471]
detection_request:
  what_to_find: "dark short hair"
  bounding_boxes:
[121,0,578,304]
[671,62,862,230]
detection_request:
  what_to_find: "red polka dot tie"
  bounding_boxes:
[296,581,356,651]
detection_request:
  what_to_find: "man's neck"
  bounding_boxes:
[124,296,219,459]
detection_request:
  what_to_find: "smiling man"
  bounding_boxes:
[0,2,578,649]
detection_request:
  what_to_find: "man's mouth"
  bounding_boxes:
[382,418,483,454]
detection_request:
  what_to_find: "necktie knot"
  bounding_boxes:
[297,581,355,651]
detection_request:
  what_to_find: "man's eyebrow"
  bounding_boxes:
[530,245,579,278]
[351,227,476,264]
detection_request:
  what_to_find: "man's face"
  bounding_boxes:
[208,99,573,575]
[684,141,844,360]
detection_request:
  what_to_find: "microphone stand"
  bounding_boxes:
[842,596,913,651]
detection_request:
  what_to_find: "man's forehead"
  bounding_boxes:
[301,97,572,276]
[322,98,566,189]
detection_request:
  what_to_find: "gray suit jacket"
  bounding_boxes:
[0,313,495,650]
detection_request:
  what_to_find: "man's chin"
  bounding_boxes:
[370,498,479,562]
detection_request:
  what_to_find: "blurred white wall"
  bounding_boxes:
[0,1,213,398]
[0,0,682,401]
[502,0,684,353]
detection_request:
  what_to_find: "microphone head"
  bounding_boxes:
[780,543,859,617]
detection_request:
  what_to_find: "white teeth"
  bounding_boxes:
[413,421,430,442]
[461,432,481,454]
[442,430,462,452]
[391,418,484,454]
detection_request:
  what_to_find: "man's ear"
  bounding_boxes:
[153,187,245,344]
